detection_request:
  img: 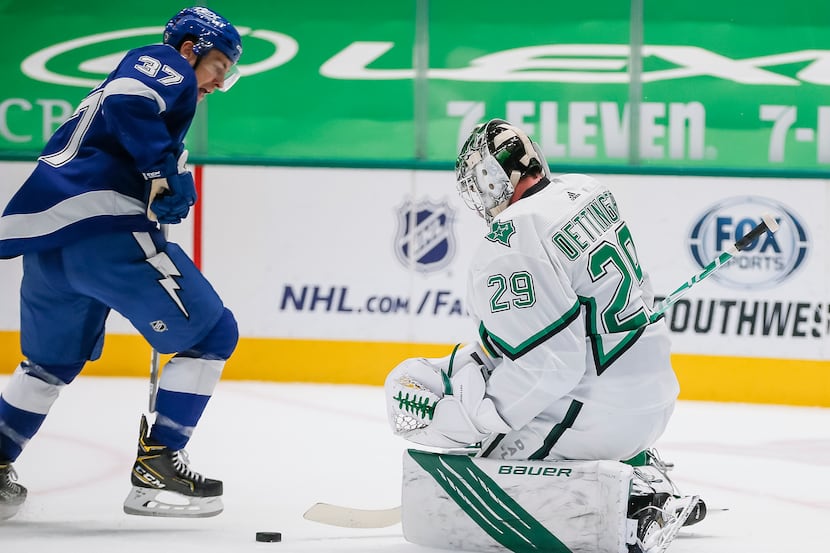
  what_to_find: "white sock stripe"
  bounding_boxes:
[158,357,224,396]
[153,413,194,439]
[0,420,29,451]
[2,365,63,415]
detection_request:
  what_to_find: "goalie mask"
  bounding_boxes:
[455,119,550,223]
[164,7,243,90]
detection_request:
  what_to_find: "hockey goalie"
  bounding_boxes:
[384,119,708,553]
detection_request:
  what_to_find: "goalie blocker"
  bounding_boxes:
[401,450,698,553]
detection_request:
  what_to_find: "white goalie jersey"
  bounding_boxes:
[466,173,679,460]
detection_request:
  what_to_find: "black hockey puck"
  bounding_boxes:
[256,531,282,542]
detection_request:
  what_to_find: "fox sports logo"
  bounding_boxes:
[688,197,808,289]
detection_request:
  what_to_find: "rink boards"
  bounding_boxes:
[0,163,827,406]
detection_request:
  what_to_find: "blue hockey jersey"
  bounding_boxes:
[0,44,198,258]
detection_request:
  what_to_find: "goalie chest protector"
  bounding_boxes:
[401,449,635,553]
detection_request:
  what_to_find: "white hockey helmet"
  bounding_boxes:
[455,119,550,223]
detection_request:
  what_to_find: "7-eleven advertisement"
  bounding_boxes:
[1,0,830,173]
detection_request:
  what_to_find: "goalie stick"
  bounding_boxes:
[303,447,477,528]
[304,214,779,530]
[648,213,779,323]
[303,503,401,528]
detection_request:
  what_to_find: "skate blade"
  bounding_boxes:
[0,504,23,521]
[0,494,26,521]
[642,495,700,553]
[123,486,223,518]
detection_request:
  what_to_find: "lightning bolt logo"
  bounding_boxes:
[146,252,189,318]
[132,232,190,318]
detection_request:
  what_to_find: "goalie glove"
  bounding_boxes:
[385,343,510,448]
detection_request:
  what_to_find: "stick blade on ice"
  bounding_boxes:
[302,503,401,528]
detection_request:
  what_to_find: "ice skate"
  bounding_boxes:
[123,415,223,518]
[627,449,707,552]
[633,449,707,526]
[0,462,27,521]
[628,492,701,553]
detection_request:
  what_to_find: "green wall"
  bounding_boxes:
[2,0,829,176]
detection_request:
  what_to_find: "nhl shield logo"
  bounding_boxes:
[395,200,456,273]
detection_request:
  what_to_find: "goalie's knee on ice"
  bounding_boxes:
[401,450,638,553]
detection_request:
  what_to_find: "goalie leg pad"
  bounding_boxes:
[401,450,635,553]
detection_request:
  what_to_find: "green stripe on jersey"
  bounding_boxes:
[478,302,581,360]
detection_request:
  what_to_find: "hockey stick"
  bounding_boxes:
[648,213,779,323]
[305,215,780,530]
[146,150,189,412]
[148,223,169,413]
[149,349,160,413]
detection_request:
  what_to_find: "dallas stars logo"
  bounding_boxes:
[486,219,516,247]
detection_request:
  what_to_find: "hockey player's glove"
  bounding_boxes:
[385,343,510,448]
[145,149,197,224]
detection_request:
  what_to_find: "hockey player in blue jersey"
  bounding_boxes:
[0,7,243,519]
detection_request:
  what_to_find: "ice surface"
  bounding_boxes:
[0,376,827,552]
